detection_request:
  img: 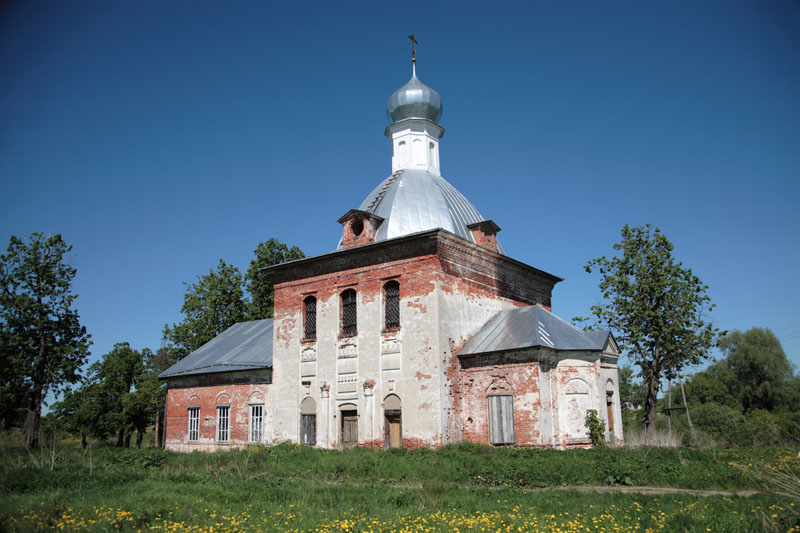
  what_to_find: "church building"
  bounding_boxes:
[160,47,624,451]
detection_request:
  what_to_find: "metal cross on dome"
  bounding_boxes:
[408,34,418,64]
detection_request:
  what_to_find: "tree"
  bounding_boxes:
[245,238,305,319]
[55,343,173,448]
[165,259,247,356]
[718,328,796,412]
[684,364,741,410]
[97,342,144,446]
[0,233,91,448]
[53,380,109,448]
[144,345,179,447]
[581,224,719,441]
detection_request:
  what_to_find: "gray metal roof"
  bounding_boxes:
[460,305,610,356]
[338,168,504,253]
[387,71,442,124]
[159,319,273,379]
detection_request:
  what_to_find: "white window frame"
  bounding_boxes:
[188,407,200,442]
[250,404,263,443]
[217,405,230,442]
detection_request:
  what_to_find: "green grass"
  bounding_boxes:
[1,439,798,531]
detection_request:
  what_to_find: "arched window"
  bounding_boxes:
[340,289,357,336]
[384,280,400,329]
[303,295,317,339]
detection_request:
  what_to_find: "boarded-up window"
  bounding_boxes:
[188,407,199,442]
[250,404,263,442]
[565,379,590,440]
[384,281,400,329]
[488,395,515,445]
[341,289,357,336]
[303,296,316,339]
[217,405,230,442]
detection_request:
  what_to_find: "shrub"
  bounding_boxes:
[585,409,606,447]
[690,402,745,445]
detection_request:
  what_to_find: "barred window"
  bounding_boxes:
[341,289,357,336]
[188,407,199,442]
[384,280,400,329]
[303,296,317,339]
[217,405,230,442]
[250,404,263,442]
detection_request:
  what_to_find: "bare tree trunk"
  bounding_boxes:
[679,374,696,441]
[81,432,87,450]
[640,374,659,444]
[23,332,48,449]
[153,411,160,448]
[116,428,124,447]
[124,433,131,448]
[667,380,672,438]
[21,405,41,448]
[136,429,144,449]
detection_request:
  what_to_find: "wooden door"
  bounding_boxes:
[341,410,358,448]
[301,414,316,446]
[384,411,402,449]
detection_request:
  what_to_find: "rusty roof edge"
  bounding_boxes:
[260,228,564,283]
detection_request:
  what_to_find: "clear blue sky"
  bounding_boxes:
[2,1,799,380]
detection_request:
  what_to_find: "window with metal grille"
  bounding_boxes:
[488,395,515,445]
[250,404,263,442]
[384,280,400,329]
[340,289,357,336]
[303,296,317,339]
[188,407,199,442]
[217,405,229,442]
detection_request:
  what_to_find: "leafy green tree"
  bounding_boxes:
[719,328,796,412]
[245,239,305,319]
[53,381,110,447]
[165,260,246,356]
[684,363,741,410]
[617,365,647,405]
[581,224,719,441]
[95,342,144,446]
[0,233,91,447]
[144,345,179,447]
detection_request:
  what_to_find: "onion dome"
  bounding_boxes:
[386,68,443,124]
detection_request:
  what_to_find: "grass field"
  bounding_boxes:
[1,439,798,532]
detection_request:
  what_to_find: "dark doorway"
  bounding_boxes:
[341,410,358,448]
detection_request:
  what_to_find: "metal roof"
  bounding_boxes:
[338,168,504,253]
[460,305,610,356]
[387,71,443,124]
[159,319,273,379]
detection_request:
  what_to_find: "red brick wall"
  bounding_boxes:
[164,371,271,450]
[457,359,543,446]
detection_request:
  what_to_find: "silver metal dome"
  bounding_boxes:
[387,73,443,124]
[339,169,503,253]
